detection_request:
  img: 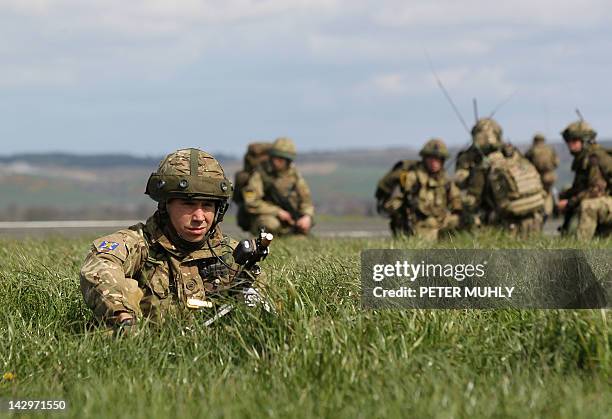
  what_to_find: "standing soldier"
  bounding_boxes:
[242,137,315,235]
[80,148,270,330]
[557,120,612,239]
[397,139,463,241]
[525,133,559,220]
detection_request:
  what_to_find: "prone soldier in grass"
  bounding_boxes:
[80,148,271,329]
[557,120,612,239]
[241,137,315,235]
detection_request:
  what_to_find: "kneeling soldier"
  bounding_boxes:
[242,137,315,236]
[557,120,612,239]
[398,139,463,241]
[80,148,269,329]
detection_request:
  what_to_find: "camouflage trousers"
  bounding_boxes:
[250,214,301,236]
[543,191,554,218]
[395,213,460,241]
[498,212,543,238]
[575,196,612,240]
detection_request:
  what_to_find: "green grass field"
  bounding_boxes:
[0,232,610,418]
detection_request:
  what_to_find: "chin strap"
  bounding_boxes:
[205,200,229,240]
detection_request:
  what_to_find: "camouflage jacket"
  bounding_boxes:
[463,150,503,214]
[454,146,483,188]
[559,144,612,207]
[242,161,315,219]
[399,163,462,220]
[375,159,418,215]
[80,212,261,324]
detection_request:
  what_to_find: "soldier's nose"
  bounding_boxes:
[192,208,206,222]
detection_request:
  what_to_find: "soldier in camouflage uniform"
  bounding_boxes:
[242,137,315,236]
[525,133,559,219]
[397,139,463,241]
[375,158,418,237]
[557,121,612,239]
[463,141,545,237]
[80,148,267,329]
[455,118,504,189]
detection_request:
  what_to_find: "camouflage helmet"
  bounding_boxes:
[419,138,449,160]
[561,120,597,142]
[145,148,233,203]
[533,133,546,144]
[471,118,503,141]
[269,137,297,161]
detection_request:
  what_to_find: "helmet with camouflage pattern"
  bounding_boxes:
[269,137,297,161]
[419,138,449,160]
[145,148,232,204]
[533,133,546,144]
[471,118,503,141]
[561,120,597,142]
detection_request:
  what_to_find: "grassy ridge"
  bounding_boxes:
[0,233,610,418]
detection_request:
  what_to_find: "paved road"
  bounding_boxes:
[0,217,562,239]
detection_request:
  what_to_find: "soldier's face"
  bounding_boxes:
[167,198,216,242]
[270,156,289,171]
[425,157,443,174]
[566,138,583,154]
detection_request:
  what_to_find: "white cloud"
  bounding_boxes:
[0,0,341,86]
[373,0,612,27]
[354,65,515,103]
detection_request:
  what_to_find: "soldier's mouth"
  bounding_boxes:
[186,226,206,234]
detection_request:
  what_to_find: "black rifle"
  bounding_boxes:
[204,230,274,327]
[266,182,303,223]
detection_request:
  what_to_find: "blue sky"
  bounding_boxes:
[1,0,611,157]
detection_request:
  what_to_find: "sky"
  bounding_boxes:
[1,0,611,157]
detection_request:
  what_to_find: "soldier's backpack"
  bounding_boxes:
[487,151,545,216]
[233,142,272,230]
[527,145,558,173]
[375,159,418,214]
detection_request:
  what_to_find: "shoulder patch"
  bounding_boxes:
[98,241,119,252]
[92,233,131,262]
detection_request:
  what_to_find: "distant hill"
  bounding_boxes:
[0,141,610,220]
[0,152,237,168]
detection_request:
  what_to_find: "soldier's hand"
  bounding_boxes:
[557,199,569,213]
[113,311,137,336]
[277,209,295,224]
[296,215,312,233]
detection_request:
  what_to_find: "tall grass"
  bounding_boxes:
[0,232,610,418]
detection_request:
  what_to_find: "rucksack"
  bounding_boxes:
[487,151,545,216]
[526,145,558,173]
[375,159,418,214]
[233,142,272,231]
[233,142,272,205]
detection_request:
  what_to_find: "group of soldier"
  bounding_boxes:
[78,120,611,331]
[376,118,612,241]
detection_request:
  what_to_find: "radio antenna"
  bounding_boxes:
[575,108,584,121]
[489,88,518,118]
[425,51,470,134]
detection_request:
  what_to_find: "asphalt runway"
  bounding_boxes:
[0,217,562,239]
